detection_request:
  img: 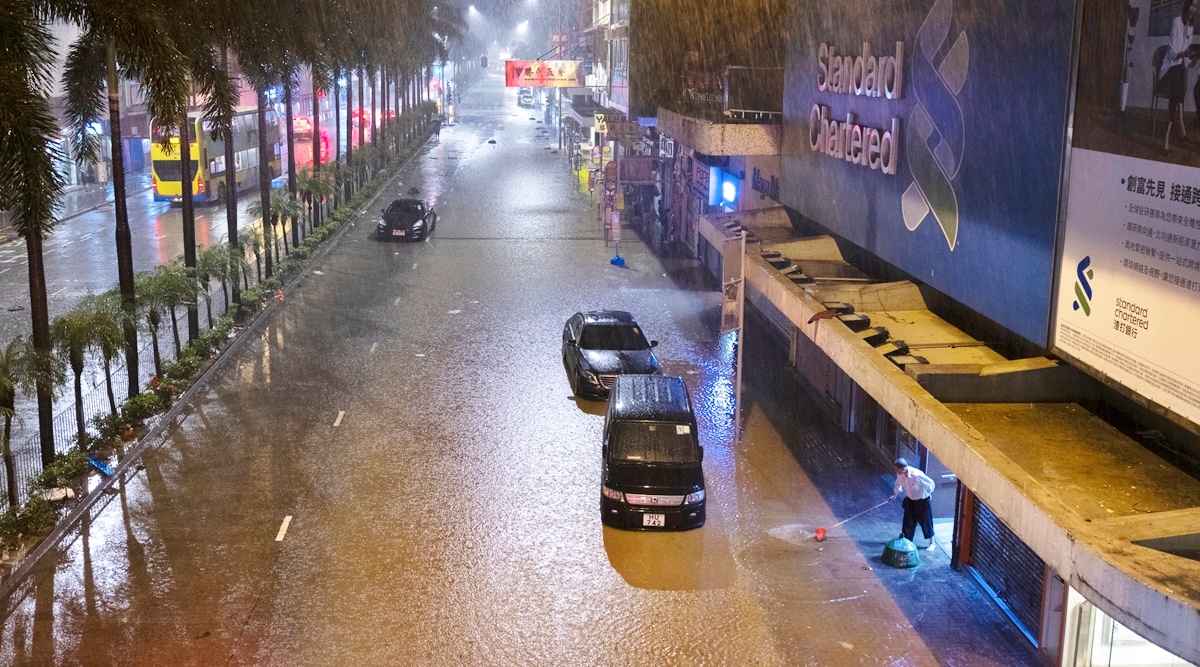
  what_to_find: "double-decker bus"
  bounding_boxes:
[151,107,282,204]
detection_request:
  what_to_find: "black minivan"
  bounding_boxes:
[601,375,706,530]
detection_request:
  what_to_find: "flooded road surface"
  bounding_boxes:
[0,72,1035,666]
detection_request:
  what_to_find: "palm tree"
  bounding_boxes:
[86,292,127,416]
[249,189,301,264]
[157,260,198,358]
[195,245,222,329]
[134,271,167,380]
[0,338,36,508]
[221,242,247,310]
[51,306,98,448]
[297,167,335,233]
[1,0,69,465]
[60,0,190,400]
[238,226,264,285]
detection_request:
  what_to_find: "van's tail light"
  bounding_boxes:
[602,486,624,502]
[196,179,205,194]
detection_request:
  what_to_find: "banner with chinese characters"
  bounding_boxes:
[504,60,584,88]
[1054,149,1200,425]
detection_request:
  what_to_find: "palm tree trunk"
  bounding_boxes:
[26,233,55,466]
[285,80,299,249]
[222,47,241,311]
[379,65,387,153]
[205,295,214,329]
[333,68,341,167]
[149,322,162,379]
[345,69,353,201]
[73,368,85,449]
[258,90,273,279]
[180,114,200,344]
[106,41,140,400]
[170,306,182,358]
[103,357,117,415]
[4,415,17,508]
[311,70,322,228]
[394,70,401,155]
[358,66,366,152]
[370,68,377,147]
[254,252,261,282]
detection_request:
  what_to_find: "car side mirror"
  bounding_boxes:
[381,209,386,214]
[567,338,577,346]
[698,446,704,462]
[650,340,659,348]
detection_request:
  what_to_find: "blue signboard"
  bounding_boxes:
[780,0,1075,346]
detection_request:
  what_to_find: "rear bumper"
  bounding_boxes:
[600,496,706,530]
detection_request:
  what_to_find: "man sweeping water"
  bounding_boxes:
[890,457,937,550]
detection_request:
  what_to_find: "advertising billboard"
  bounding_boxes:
[1054,0,1200,426]
[780,0,1075,346]
[504,60,584,88]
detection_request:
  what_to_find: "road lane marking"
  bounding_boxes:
[275,515,293,541]
[333,410,345,427]
[370,342,378,354]
[393,296,401,306]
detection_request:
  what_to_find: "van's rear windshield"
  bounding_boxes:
[611,422,697,464]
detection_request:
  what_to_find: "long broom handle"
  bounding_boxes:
[827,499,891,530]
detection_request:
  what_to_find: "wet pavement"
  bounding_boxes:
[0,72,1039,665]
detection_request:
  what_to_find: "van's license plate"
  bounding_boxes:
[643,514,665,527]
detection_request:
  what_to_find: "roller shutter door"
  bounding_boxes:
[970,500,1045,644]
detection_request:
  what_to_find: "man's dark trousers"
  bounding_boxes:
[901,497,934,541]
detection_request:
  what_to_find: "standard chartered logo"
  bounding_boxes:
[1072,256,1094,316]
[900,0,968,251]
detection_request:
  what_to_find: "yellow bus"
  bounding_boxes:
[151,107,281,204]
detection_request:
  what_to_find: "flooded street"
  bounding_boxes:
[0,72,1034,666]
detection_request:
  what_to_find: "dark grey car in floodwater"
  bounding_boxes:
[561,310,661,398]
[601,374,706,530]
[377,198,437,241]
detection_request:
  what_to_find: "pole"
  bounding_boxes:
[734,230,746,446]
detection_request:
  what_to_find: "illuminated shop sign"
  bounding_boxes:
[809,40,905,176]
[708,167,739,208]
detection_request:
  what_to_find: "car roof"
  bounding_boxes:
[609,375,693,422]
[580,310,638,326]
[389,198,425,206]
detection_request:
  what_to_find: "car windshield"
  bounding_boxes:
[388,202,423,216]
[579,325,650,351]
[610,422,698,464]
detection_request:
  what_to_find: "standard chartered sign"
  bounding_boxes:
[809,41,905,176]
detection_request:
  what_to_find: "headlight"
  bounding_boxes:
[413,220,424,229]
[685,490,705,504]
[582,370,598,384]
[602,486,624,502]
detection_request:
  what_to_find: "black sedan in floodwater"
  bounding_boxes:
[377,198,437,241]
[562,310,661,398]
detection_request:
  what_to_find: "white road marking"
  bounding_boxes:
[370,342,378,354]
[275,515,293,542]
[333,410,345,427]
[394,296,402,306]
[0,268,8,275]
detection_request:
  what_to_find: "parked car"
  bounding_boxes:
[562,310,661,398]
[601,374,706,530]
[377,198,437,241]
[518,88,535,107]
